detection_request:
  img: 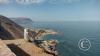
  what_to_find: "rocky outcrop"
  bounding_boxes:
[3,39,53,56]
[0,39,16,56]
[0,15,24,40]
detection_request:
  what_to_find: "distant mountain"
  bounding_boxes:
[10,17,34,28]
[0,15,24,40]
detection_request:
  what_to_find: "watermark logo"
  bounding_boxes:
[78,38,91,51]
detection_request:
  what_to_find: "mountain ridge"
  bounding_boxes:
[10,17,34,28]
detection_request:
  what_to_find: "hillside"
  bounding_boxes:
[0,15,24,39]
[10,17,34,28]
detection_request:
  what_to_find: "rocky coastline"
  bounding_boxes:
[0,15,58,56]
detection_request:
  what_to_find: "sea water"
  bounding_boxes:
[26,21,100,56]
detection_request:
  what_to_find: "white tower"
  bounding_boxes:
[24,28,29,41]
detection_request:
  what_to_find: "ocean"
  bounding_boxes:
[24,21,100,56]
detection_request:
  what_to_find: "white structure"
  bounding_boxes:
[24,28,29,41]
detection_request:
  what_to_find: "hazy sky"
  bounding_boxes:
[0,0,100,21]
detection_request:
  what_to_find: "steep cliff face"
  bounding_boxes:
[0,15,24,40]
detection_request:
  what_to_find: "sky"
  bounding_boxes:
[0,0,100,21]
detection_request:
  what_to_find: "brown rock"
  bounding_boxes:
[0,15,24,40]
[0,39,16,56]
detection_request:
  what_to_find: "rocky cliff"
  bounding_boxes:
[0,39,16,56]
[0,15,57,56]
[0,15,24,40]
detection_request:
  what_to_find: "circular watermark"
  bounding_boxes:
[78,38,91,51]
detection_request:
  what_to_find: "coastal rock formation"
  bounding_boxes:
[0,15,24,39]
[0,15,57,56]
[0,39,16,56]
[3,39,53,56]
